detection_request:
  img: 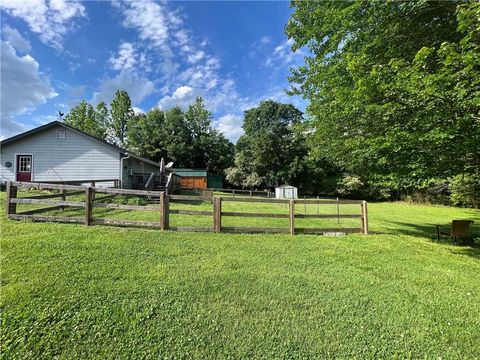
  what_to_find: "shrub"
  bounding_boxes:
[450,174,480,208]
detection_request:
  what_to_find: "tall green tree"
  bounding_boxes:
[286,1,480,195]
[110,90,134,147]
[95,102,110,137]
[126,109,165,161]
[184,97,234,171]
[64,100,106,138]
[226,100,307,188]
[162,106,193,167]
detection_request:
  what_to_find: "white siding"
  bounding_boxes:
[0,125,121,184]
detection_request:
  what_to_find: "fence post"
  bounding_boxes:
[213,197,222,232]
[85,186,93,226]
[289,199,295,236]
[5,181,17,216]
[362,201,369,235]
[337,197,340,224]
[60,189,66,211]
[90,181,96,201]
[160,192,169,230]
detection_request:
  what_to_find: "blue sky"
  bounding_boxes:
[0,0,306,142]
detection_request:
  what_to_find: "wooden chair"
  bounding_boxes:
[436,220,474,242]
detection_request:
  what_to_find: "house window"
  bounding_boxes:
[57,129,66,139]
[18,156,31,172]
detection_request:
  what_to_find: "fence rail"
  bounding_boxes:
[183,187,272,198]
[5,181,369,235]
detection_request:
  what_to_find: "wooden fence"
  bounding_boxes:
[184,188,272,198]
[5,181,368,235]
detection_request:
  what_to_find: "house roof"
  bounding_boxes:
[0,121,158,167]
[172,168,208,177]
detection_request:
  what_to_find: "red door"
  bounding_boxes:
[16,155,32,182]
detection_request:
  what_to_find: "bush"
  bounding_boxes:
[335,174,391,200]
[404,180,451,205]
[336,175,364,197]
[450,174,480,208]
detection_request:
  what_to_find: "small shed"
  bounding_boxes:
[275,185,298,199]
[172,168,224,189]
[174,169,207,189]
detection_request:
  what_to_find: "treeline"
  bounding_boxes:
[284,0,480,207]
[64,91,234,173]
[64,0,479,208]
[65,94,337,196]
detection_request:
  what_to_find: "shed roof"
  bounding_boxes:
[0,121,158,167]
[276,185,297,189]
[172,168,208,177]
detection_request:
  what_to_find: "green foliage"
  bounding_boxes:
[183,98,234,172]
[286,0,480,201]
[64,100,106,138]
[336,175,364,197]
[450,174,480,208]
[64,90,134,148]
[64,93,233,173]
[227,100,308,188]
[126,109,166,161]
[95,102,110,137]
[127,98,234,172]
[110,90,134,147]
[335,174,393,201]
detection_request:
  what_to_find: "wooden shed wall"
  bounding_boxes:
[180,176,207,189]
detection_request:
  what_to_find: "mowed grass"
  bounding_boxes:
[1,191,480,359]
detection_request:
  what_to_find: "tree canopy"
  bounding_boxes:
[286,1,480,194]
[110,90,134,147]
[127,97,234,172]
[64,100,106,139]
[64,94,233,173]
[226,100,308,188]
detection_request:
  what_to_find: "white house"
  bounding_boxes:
[275,185,298,199]
[0,121,158,189]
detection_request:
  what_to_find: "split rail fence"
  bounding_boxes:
[5,181,368,235]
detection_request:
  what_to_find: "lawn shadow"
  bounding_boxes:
[381,220,480,259]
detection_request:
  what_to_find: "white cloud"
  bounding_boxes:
[0,0,85,50]
[157,85,200,110]
[92,71,155,105]
[132,106,145,114]
[187,50,205,64]
[2,25,31,52]
[108,42,149,72]
[114,1,176,71]
[112,0,251,137]
[1,41,57,138]
[215,114,244,142]
[114,0,215,78]
[260,36,272,44]
[265,38,303,67]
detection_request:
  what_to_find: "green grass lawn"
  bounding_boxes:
[1,192,480,358]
